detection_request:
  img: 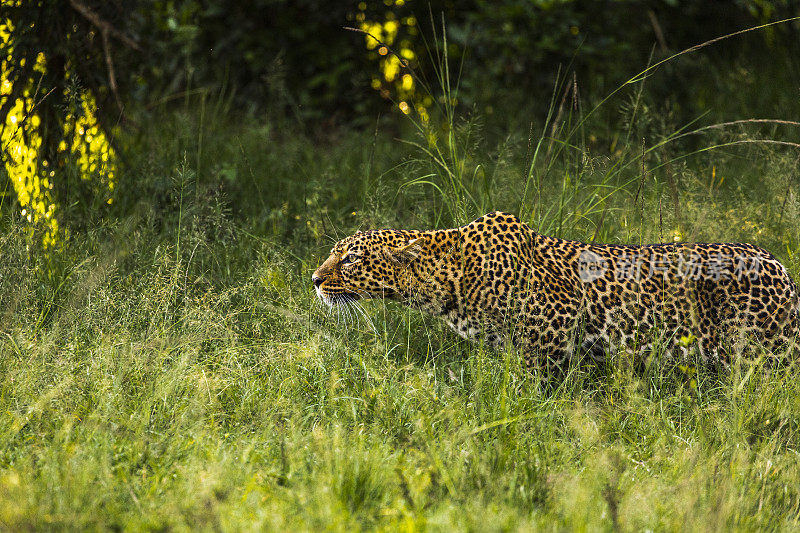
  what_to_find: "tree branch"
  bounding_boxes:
[101,29,124,115]
[68,0,138,118]
[68,0,141,51]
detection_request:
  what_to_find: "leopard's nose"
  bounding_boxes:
[312,275,324,288]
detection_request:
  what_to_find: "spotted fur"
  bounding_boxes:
[312,212,800,367]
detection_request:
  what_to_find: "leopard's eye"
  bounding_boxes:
[341,253,361,265]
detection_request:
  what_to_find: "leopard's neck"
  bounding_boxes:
[394,228,463,315]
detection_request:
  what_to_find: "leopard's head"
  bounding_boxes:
[312,229,426,306]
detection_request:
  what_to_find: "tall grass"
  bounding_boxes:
[2,21,800,530]
[397,18,800,246]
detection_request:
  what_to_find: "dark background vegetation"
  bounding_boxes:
[2,0,799,232]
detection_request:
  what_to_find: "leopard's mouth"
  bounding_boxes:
[316,287,361,307]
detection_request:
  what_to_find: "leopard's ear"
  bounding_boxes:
[386,236,426,265]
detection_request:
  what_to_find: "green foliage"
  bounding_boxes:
[2,54,800,524]
[357,0,800,127]
[449,0,800,113]
[2,0,799,235]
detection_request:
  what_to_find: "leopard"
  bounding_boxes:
[312,211,800,368]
